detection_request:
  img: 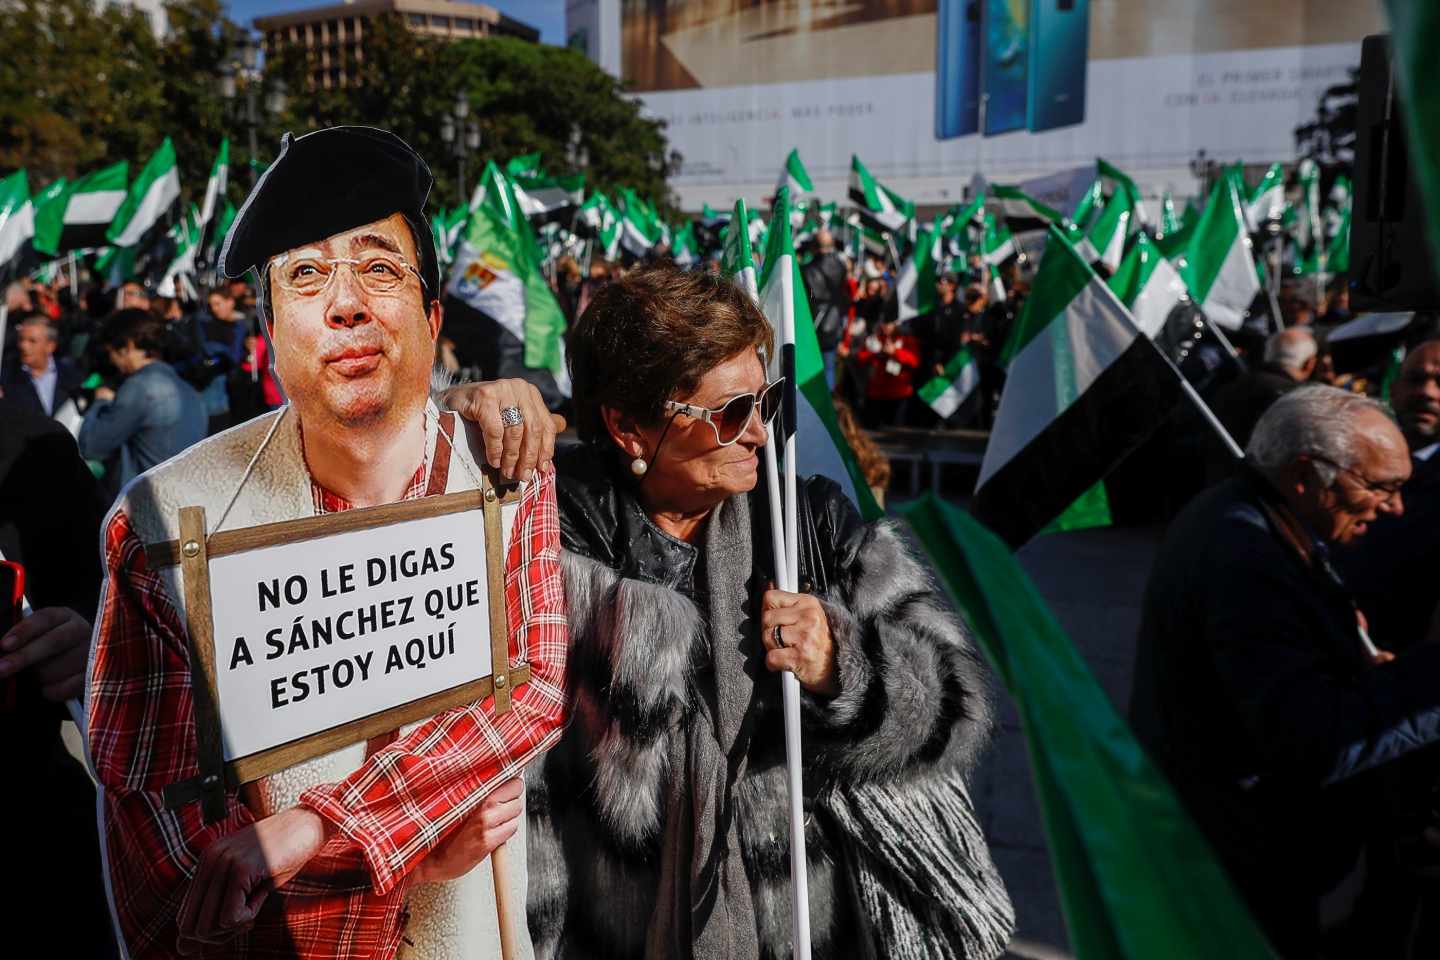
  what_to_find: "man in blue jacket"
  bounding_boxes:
[78,309,207,496]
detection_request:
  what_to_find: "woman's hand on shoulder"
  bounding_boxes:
[761,587,839,697]
[440,379,566,482]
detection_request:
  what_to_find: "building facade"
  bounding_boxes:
[257,0,539,90]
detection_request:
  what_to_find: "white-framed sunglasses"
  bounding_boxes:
[662,377,786,446]
[269,251,422,297]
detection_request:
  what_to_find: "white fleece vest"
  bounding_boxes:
[107,401,532,960]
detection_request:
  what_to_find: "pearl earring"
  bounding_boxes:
[630,457,648,477]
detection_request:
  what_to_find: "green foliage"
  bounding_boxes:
[0,0,270,209]
[0,2,675,223]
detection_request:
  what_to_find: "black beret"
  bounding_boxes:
[220,126,440,298]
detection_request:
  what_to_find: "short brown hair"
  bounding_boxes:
[568,263,774,445]
[98,309,169,359]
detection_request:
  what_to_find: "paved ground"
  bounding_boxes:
[969,522,1166,957]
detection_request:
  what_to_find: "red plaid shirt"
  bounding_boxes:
[88,461,567,959]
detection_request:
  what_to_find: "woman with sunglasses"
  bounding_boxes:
[516,263,1013,959]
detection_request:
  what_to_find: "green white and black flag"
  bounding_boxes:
[446,170,571,403]
[512,172,585,223]
[157,206,201,299]
[33,162,128,255]
[0,170,35,277]
[897,219,941,321]
[974,224,1186,547]
[848,155,913,233]
[108,138,181,248]
[757,188,882,515]
[918,347,981,420]
[192,139,230,267]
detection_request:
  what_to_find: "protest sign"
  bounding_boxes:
[145,483,523,795]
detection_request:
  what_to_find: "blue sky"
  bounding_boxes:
[225,0,566,44]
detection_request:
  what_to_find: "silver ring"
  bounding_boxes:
[773,624,785,649]
[499,405,524,428]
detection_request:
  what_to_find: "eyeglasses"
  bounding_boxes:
[1307,455,1406,503]
[269,252,421,297]
[663,378,786,447]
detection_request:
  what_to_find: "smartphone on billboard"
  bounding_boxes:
[935,0,981,139]
[981,0,1030,135]
[0,561,23,712]
[1028,0,1089,131]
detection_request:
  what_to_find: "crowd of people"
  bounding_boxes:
[7,137,1440,959]
[1,275,281,501]
[0,126,1014,960]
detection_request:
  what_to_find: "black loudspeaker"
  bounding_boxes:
[1350,34,1440,312]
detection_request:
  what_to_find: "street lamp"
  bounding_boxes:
[441,93,479,207]
[219,32,287,186]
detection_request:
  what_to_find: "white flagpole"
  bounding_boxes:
[738,225,811,958]
[776,226,811,960]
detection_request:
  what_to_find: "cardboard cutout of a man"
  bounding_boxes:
[85,127,567,960]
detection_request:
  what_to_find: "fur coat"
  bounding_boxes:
[524,445,1014,959]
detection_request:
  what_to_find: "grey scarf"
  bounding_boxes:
[646,493,762,960]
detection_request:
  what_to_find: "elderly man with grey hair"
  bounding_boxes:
[1130,385,1440,956]
[1210,327,1318,456]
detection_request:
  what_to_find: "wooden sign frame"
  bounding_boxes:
[147,477,526,822]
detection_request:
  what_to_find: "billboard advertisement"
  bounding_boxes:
[580,0,1385,206]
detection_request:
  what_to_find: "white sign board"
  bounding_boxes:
[210,510,494,761]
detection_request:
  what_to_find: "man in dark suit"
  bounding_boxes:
[1131,385,1440,956]
[0,313,83,419]
[1336,338,1440,651]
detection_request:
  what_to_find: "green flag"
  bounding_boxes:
[0,170,35,274]
[1108,231,1189,338]
[978,224,1185,546]
[777,147,815,198]
[108,137,181,247]
[897,218,941,321]
[157,205,201,299]
[1071,178,1104,231]
[1245,163,1286,230]
[505,152,542,177]
[900,494,1275,957]
[1157,193,1180,239]
[1041,482,1113,536]
[672,220,699,266]
[206,200,237,266]
[847,155,913,233]
[1328,201,1351,274]
[981,211,1015,266]
[721,198,758,293]
[743,188,882,518]
[199,139,230,230]
[1176,176,1261,330]
[619,187,661,256]
[33,162,128,255]
[1087,160,1143,271]
[452,164,569,393]
[990,184,1067,226]
[918,347,980,420]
